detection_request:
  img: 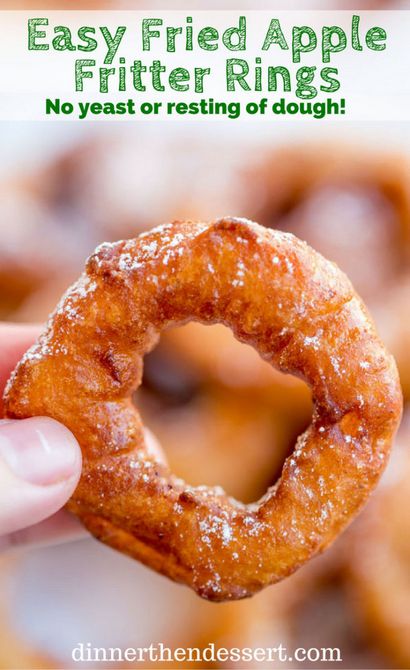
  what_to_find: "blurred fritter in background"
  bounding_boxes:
[1,118,410,669]
[1,2,410,667]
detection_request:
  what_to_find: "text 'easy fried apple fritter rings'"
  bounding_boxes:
[3,218,402,601]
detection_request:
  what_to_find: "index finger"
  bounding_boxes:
[0,324,41,416]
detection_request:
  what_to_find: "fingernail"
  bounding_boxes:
[0,417,81,486]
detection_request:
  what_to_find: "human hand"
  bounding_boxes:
[0,324,83,551]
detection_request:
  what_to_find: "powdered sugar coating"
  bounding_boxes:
[3,217,402,602]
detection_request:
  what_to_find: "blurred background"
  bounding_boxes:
[1,2,410,669]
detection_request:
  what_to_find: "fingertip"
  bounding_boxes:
[0,417,82,537]
[0,416,82,486]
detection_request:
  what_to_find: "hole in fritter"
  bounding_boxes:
[134,322,312,504]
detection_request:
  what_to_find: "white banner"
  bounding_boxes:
[0,10,407,121]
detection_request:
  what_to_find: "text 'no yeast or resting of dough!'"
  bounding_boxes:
[45,96,346,120]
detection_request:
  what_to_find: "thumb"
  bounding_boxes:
[0,417,82,536]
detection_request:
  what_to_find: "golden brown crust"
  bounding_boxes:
[3,218,402,601]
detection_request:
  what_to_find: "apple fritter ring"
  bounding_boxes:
[3,218,402,602]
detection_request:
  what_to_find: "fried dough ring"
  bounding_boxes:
[3,218,402,601]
